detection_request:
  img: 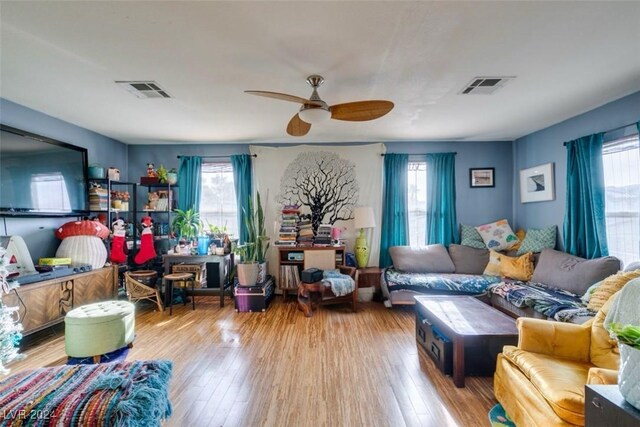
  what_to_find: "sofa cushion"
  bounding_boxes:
[501,252,534,281]
[475,219,519,251]
[459,224,486,249]
[388,244,455,273]
[502,346,592,426]
[590,294,620,369]
[531,249,621,296]
[448,244,489,274]
[509,229,527,252]
[516,225,557,256]
[588,269,640,311]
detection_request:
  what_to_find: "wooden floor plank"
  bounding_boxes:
[6,297,497,426]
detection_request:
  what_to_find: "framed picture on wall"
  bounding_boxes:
[469,168,495,188]
[520,162,555,203]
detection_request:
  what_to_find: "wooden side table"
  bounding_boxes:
[586,385,640,427]
[357,267,383,301]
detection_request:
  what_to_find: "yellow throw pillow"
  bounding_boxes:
[483,250,502,276]
[500,252,534,281]
[510,229,527,251]
[588,269,640,311]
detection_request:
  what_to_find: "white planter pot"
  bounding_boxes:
[619,343,640,410]
[56,236,107,269]
[237,263,259,287]
[257,261,268,284]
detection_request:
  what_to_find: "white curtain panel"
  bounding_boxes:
[251,143,386,274]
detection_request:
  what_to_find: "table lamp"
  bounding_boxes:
[354,207,376,268]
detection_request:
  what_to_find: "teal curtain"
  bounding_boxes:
[426,153,458,246]
[563,133,608,258]
[177,156,202,212]
[230,154,253,244]
[379,154,409,267]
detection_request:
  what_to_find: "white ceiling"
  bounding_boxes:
[1,1,639,145]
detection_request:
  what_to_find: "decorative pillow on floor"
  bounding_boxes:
[516,225,557,256]
[500,252,534,281]
[588,269,640,311]
[475,219,519,251]
[460,224,486,249]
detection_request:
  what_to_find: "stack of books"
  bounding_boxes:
[89,186,109,211]
[314,224,332,246]
[297,215,314,247]
[274,205,300,247]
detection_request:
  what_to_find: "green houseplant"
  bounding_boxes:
[156,164,168,184]
[171,207,202,243]
[234,192,270,286]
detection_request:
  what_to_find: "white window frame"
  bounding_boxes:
[199,162,238,238]
[407,161,427,247]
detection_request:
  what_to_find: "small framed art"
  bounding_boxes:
[469,168,495,188]
[519,162,555,203]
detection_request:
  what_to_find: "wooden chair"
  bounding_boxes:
[124,271,163,312]
[302,250,358,312]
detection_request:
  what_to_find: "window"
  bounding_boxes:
[407,161,427,247]
[603,132,640,267]
[31,172,71,211]
[199,162,238,237]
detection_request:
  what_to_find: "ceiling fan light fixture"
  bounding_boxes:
[298,106,330,124]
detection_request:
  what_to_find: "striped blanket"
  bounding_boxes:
[0,360,172,427]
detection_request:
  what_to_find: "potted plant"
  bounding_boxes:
[235,192,270,285]
[234,242,259,286]
[171,207,202,245]
[156,164,168,184]
[608,323,640,410]
[167,168,178,185]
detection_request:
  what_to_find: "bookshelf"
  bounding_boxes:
[276,246,346,300]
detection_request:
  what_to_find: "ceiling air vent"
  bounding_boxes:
[459,76,516,95]
[115,81,171,99]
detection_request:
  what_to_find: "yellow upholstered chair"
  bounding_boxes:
[494,295,619,427]
[304,250,358,312]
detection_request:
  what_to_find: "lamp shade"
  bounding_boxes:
[354,207,376,229]
[298,107,330,124]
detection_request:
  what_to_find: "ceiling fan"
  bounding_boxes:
[245,75,394,136]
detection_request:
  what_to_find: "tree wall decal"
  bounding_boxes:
[277,151,359,233]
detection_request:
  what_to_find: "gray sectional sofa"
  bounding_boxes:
[381,244,622,323]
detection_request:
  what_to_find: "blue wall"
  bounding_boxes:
[0,98,128,262]
[129,140,514,228]
[513,91,640,249]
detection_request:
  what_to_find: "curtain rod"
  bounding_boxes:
[563,121,638,146]
[381,152,457,156]
[176,154,257,159]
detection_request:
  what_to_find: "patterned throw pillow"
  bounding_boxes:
[475,219,519,251]
[460,224,486,249]
[516,226,557,256]
[500,252,534,281]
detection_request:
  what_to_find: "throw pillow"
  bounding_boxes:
[475,219,519,251]
[588,269,640,311]
[388,244,455,273]
[581,281,603,304]
[509,229,527,252]
[459,224,486,249]
[448,244,489,275]
[531,248,622,296]
[483,250,503,276]
[500,252,534,281]
[516,225,557,256]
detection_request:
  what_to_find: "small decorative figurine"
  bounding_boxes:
[146,163,158,178]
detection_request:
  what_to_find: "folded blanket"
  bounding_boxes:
[384,269,500,295]
[323,270,355,297]
[488,280,585,317]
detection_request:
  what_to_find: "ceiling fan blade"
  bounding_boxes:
[286,114,311,137]
[245,90,323,106]
[330,100,394,121]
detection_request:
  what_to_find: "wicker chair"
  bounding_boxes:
[124,271,163,312]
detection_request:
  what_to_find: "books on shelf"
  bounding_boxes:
[314,224,332,246]
[279,265,300,290]
[275,204,301,247]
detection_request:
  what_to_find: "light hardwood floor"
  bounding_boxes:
[9,297,497,427]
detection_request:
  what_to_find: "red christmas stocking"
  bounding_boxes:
[135,228,157,265]
[110,231,127,264]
